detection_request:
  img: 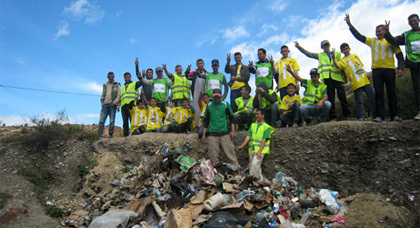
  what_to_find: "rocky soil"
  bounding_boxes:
[0,120,419,227]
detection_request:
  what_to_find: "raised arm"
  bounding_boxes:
[225,53,232,74]
[345,13,366,43]
[162,64,174,80]
[222,75,229,99]
[286,64,304,82]
[294,41,319,59]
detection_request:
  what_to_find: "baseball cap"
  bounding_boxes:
[212,88,222,97]
[155,67,163,72]
[211,59,219,66]
[309,68,319,75]
[320,40,330,48]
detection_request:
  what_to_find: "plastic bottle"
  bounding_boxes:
[204,193,229,211]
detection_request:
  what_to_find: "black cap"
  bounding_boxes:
[310,68,319,75]
[211,59,219,66]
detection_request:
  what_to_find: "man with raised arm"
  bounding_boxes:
[162,63,191,107]
[345,13,404,122]
[249,48,275,89]
[121,71,142,137]
[225,52,250,112]
[274,45,301,99]
[385,14,420,120]
[295,40,349,121]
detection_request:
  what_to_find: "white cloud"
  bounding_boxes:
[64,0,105,25]
[269,0,289,12]
[129,38,137,44]
[261,33,290,47]
[259,23,279,37]
[55,20,70,39]
[76,81,103,94]
[223,26,250,40]
[15,57,26,65]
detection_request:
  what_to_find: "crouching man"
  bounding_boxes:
[235,109,274,184]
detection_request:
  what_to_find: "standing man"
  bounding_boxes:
[235,109,274,184]
[205,59,228,98]
[253,82,279,127]
[249,48,275,89]
[121,72,142,137]
[345,14,404,122]
[274,45,301,99]
[287,66,331,125]
[295,40,350,121]
[98,72,121,137]
[385,14,420,120]
[187,59,207,126]
[135,58,153,104]
[202,89,239,169]
[152,66,171,110]
[225,52,250,112]
[162,64,191,107]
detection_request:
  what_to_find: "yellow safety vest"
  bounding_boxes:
[318,52,343,82]
[120,82,139,106]
[248,122,274,155]
[235,96,254,114]
[172,74,190,99]
[145,106,164,131]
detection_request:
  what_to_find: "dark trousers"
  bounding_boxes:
[121,104,131,137]
[354,84,376,119]
[323,78,350,119]
[230,88,241,113]
[410,66,420,112]
[372,68,398,118]
[177,117,192,133]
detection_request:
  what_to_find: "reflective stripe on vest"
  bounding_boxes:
[235,96,254,114]
[172,74,190,99]
[318,52,343,82]
[303,80,327,105]
[121,82,139,106]
[248,122,274,155]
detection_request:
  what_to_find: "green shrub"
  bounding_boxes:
[0,133,24,144]
[77,165,89,177]
[45,205,64,217]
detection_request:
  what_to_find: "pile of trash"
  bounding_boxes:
[52,140,353,228]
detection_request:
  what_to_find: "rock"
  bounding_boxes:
[0,205,29,224]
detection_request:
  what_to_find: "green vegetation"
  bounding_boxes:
[0,193,12,209]
[90,160,99,167]
[77,165,90,177]
[0,133,24,144]
[45,205,64,217]
[22,109,99,152]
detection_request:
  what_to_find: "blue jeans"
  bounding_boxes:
[299,101,331,122]
[98,104,117,135]
[230,88,242,113]
[280,102,301,125]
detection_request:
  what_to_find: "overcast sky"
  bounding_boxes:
[0,0,418,126]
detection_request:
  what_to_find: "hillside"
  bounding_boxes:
[0,120,419,227]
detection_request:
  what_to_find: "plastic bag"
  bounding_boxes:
[88,210,137,228]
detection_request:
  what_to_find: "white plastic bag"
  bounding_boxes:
[89,210,138,228]
[319,189,340,214]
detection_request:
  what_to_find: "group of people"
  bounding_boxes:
[96,13,419,183]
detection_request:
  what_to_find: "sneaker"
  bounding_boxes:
[292,123,298,128]
[373,117,383,122]
[357,117,365,121]
[392,116,402,121]
[415,112,420,121]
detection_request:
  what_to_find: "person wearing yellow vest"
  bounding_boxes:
[162,100,178,133]
[295,40,350,121]
[130,99,148,135]
[205,59,228,99]
[345,14,404,122]
[249,48,276,89]
[332,43,376,121]
[234,85,254,130]
[162,63,191,107]
[225,52,250,112]
[120,72,142,137]
[253,82,279,127]
[279,83,303,127]
[197,92,210,138]
[235,109,274,184]
[385,13,420,120]
[175,98,195,133]
[273,45,301,99]
[145,97,165,132]
[287,66,331,125]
